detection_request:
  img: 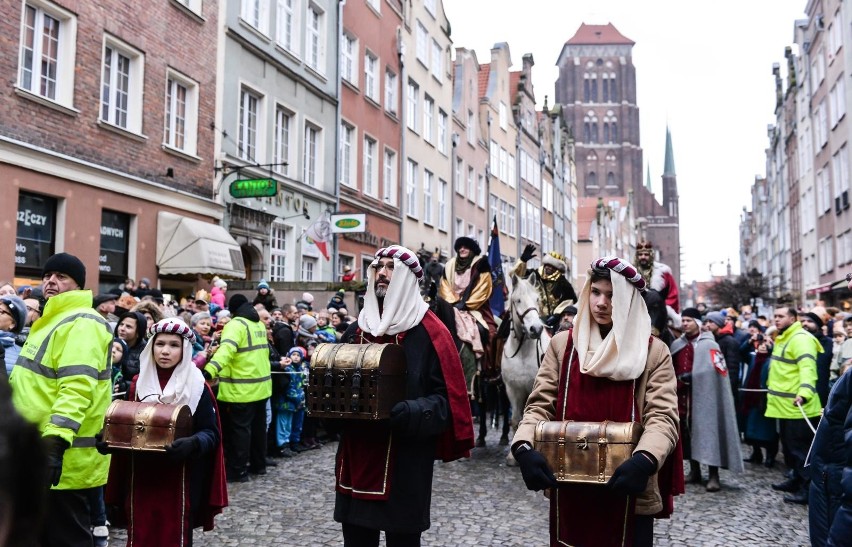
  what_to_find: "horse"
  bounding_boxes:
[642,288,677,347]
[500,273,551,462]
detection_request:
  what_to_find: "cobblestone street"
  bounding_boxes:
[114,424,810,546]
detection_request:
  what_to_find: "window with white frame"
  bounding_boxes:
[276,0,300,54]
[840,145,850,194]
[175,0,203,15]
[367,0,380,12]
[304,122,321,186]
[363,135,378,197]
[455,158,463,194]
[508,204,516,236]
[467,110,475,143]
[424,0,435,16]
[406,159,417,216]
[499,199,507,232]
[423,170,433,224]
[341,34,357,85]
[818,167,831,214]
[416,21,428,65]
[499,102,507,130]
[489,195,497,223]
[270,222,289,281]
[431,39,442,80]
[364,51,378,101]
[533,207,541,243]
[238,87,261,161]
[406,81,418,131]
[164,70,199,155]
[307,4,325,73]
[520,198,528,238]
[489,141,498,175]
[339,122,355,187]
[385,70,397,114]
[467,167,475,201]
[383,148,397,205]
[456,217,464,238]
[241,0,269,33]
[817,101,828,148]
[423,96,434,142]
[101,38,144,132]
[301,256,317,281]
[438,179,447,230]
[477,174,485,207]
[467,223,475,239]
[499,148,507,182]
[509,154,516,188]
[819,236,835,274]
[271,105,293,176]
[437,110,447,154]
[19,1,77,106]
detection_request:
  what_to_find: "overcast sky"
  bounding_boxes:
[444,0,808,282]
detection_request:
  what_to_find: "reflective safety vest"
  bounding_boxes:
[765,322,823,419]
[10,289,113,490]
[205,316,271,403]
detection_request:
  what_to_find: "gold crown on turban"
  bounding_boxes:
[541,251,567,272]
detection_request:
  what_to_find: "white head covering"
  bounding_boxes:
[358,245,428,337]
[573,257,652,381]
[135,318,206,413]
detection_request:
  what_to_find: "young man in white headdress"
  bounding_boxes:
[334,245,474,547]
[511,257,681,547]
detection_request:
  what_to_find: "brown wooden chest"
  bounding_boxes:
[102,400,193,452]
[307,343,407,420]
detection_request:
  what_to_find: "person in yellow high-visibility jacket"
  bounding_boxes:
[765,306,823,505]
[10,253,113,546]
[204,293,271,482]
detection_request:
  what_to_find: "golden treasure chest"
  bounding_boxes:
[307,343,407,420]
[102,400,193,452]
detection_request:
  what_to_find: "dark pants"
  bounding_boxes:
[342,523,421,547]
[43,488,97,547]
[220,399,268,479]
[86,486,106,526]
[780,417,819,482]
[633,515,654,547]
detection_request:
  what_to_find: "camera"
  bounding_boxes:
[756,333,764,342]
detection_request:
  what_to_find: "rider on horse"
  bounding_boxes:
[510,244,578,331]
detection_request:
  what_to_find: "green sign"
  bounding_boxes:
[229,179,278,198]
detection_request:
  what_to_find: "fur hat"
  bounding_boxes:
[705,311,726,328]
[374,245,424,280]
[0,295,27,333]
[453,236,481,257]
[591,257,646,292]
[42,252,86,289]
[541,251,567,273]
[681,307,702,321]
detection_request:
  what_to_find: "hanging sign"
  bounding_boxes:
[330,213,366,233]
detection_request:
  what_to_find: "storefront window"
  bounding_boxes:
[15,192,56,280]
[99,210,130,292]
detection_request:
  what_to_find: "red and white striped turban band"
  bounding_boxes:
[148,318,197,343]
[375,245,424,280]
[592,256,647,292]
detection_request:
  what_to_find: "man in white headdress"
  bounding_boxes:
[334,245,473,547]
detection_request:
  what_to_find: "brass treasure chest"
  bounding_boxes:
[307,343,407,420]
[102,400,193,452]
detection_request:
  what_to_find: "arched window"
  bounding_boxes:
[587,171,598,187]
[609,73,618,102]
[602,75,609,103]
[603,123,610,143]
[592,123,598,143]
[610,122,617,143]
[607,172,616,187]
[583,122,591,142]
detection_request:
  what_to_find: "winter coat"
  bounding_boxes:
[514,331,679,516]
[813,332,833,407]
[766,322,823,419]
[210,286,226,309]
[714,330,742,396]
[1,330,19,377]
[808,370,852,547]
[252,290,278,312]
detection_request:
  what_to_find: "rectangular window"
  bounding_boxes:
[19,2,76,106]
[406,81,418,131]
[455,158,463,194]
[301,257,316,281]
[456,217,464,238]
[490,195,498,224]
[101,38,144,133]
[520,198,528,238]
[341,34,357,84]
[508,204,516,236]
[499,199,507,232]
[276,0,300,54]
[339,122,355,187]
[477,174,485,207]
[15,191,57,275]
[364,51,378,101]
[307,4,325,72]
[99,210,130,285]
[467,110,475,143]
[363,136,378,197]
[437,110,447,154]
[367,0,380,11]
[241,0,269,33]
[438,179,447,230]
[304,123,321,186]
[499,102,507,130]
[424,0,435,16]
[406,160,418,216]
[431,39,442,80]
[423,170,433,225]
[270,222,289,282]
[499,148,508,182]
[423,96,434,142]
[490,141,498,176]
[509,154,516,188]
[164,71,199,156]
[385,70,397,114]
[467,167,475,202]
[416,21,428,65]
[238,87,260,161]
[272,105,292,176]
[383,148,397,205]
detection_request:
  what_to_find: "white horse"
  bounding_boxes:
[501,274,551,464]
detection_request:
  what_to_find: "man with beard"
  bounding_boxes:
[511,244,578,321]
[335,245,473,546]
[635,241,680,321]
[798,311,832,407]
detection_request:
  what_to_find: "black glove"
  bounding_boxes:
[95,433,110,456]
[677,372,692,384]
[165,435,200,462]
[201,368,213,382]
[44,436,69,487]
[607,451,657,496]
[389,401,411,432]
[520,244,537,263]
[515,445,557,491]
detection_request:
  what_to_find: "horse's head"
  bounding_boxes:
[642,288,668,333]
[510,274,546,339]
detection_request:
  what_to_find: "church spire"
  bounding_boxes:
[663,126,676,176]
[646,164,652,191]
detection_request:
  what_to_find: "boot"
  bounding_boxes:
[784,484,809,505]
[290,441,308,453]
[743,446,763,464]
[706,467,720,492]
[771,477,801,493]
[279,445,296,458]
[686,460,702,484]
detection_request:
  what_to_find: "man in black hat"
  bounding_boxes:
[798,311,832,407]
[93,293,118,329]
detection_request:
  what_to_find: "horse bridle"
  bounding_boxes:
[507,303,544,361]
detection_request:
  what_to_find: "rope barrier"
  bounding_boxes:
[796,401,818,434]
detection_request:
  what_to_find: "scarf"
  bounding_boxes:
[454,254,474,273]
[573,272,651,381]
[358,255,428,337]
[136,333,206,413]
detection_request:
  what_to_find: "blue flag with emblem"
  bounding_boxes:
[488,216,505,317]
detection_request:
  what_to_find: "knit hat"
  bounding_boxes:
[541,251,567,273]
[212,277,228,289]
[0,295,27,333]
[337,289,345,296]
[302,292,314,304]
[801,312,824,330]
[257,280,270,290]
[148,317,196,344]
[375,245,424,280]
[705,311,726,328]
[591,257,646,292]
[147,288,164,303]
[228,293,248,311]
[453,236,481,257]
[681,307,702,321]
[140,278,152,286]
[299,314,318,330]
[93,294,118,308]
[42,252,86,289]
[288,346,307,359]
[748,319,762,330]
[295,302,309,311]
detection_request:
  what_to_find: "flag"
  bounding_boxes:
[304,211,332,261]
[488,216,505,316]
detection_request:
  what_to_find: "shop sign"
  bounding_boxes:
[15,192,55,271]
[331,213,366,233]
[229,179,278,198]
[99,211,129,277]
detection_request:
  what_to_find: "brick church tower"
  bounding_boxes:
[555,22,681,286]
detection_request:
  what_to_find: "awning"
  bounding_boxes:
[156,211,245,279]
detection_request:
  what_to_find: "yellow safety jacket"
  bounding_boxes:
[10,289,113,490]
[765,321,823,419]
[205,316,271,403]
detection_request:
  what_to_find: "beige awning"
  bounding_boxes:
[156,211,245,279]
